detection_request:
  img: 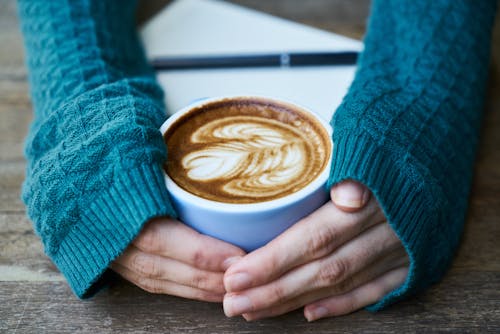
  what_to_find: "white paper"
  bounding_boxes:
[140,0,363,122]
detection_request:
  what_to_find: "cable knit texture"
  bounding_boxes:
[18,0,177,297]
[328,0,496,310]
[18,0,496,310]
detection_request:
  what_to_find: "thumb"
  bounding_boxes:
[330,179,371,212]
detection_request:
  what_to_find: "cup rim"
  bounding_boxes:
[160,95,333,213]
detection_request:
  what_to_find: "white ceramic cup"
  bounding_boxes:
[160,96,333,252]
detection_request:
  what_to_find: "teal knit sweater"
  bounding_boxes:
[18,0,497,310]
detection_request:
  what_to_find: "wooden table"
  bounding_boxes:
[1,1,499,332]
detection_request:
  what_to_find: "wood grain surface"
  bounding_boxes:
[1,0,499,333]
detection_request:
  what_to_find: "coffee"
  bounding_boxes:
[161,96,333,250]
[163,97,331,204]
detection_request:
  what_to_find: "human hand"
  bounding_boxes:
[223,180,409,321]
[111,217,246,302]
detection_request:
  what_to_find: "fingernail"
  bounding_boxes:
[333,181,366,208]
[224,295,252,317]
[225,272,252,291]
[222,256,242,271]
[305,306,329,322]
[333,194,362,208]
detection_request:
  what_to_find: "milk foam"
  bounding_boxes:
[181,116,309,198]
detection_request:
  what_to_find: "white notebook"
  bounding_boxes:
[140,0,363,122]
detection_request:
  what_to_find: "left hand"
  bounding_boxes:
[222,180,409,321]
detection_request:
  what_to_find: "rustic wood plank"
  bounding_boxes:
[0,0,26,70]
[1,270,499,334]
[0,161,25,213]
[228,0,371,39]
[0,101,31,163]
[0,213,61,280]
[0,0,31,164]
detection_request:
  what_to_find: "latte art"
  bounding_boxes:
[182,116,308,198]
[164,98,331,203]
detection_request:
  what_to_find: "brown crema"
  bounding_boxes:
[163,97,331,204]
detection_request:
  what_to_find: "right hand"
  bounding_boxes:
[111,217,246,302]
[222,180,408,321]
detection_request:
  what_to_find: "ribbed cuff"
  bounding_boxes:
[328,130,433,311]
[53,163,177,298]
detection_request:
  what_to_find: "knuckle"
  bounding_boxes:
[137,277,161,294]
[132,254,159,278]
[270,284,287,304]
[135,225,161,253]
[336,276,354,295]
[191,271,211,290]
[317,258,348,287]
[305,225,336,258]
[190,246,210,269]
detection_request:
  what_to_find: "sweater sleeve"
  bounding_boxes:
[328,0,497,310]
[18,0,177,298]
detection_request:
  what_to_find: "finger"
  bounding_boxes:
[310,222,406,291]
[223,222,406,317]
[304,267,409,321]
[111,262,224,302]
[330,180,371,212]
[224,200,384,292]
[114,246,226,294]
[133,217,245,271]
[240,248,409,321]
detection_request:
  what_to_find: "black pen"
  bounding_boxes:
[151,51,359,70]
